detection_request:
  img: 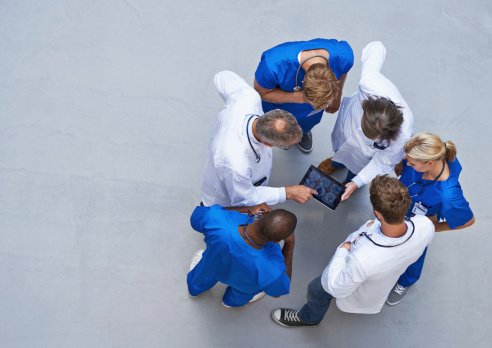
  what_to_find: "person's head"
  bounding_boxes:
[303,63,339,110]
[257,209,297,242]
[404,133,457,172]
[256,110,302,147]
[361,96,403,145]
[369,175,411,225]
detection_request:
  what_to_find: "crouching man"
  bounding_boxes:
[188,203,296,308]
[271,175,434,327]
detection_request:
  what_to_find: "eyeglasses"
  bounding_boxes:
[280,145,291,150]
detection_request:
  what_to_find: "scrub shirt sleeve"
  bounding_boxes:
[254,56,279,90]
[331,43,355,77]
[190,205,214,232]
[218,165,286,206]
[440,186,474,229]
[263,272,291,297]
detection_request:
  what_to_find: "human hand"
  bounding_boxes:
[248,202,272,216]
[325,96,341,114]
[286,185,318,204]
[341,182,358,201]
[340,242,351,251]
[394,161,404,176]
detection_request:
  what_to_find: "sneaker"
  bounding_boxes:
[271,308,319,328]
[188,249,205,299]
[297,131,313,153]
[222,292,265,308]
[386,283,410,305]
[318,157,338,175]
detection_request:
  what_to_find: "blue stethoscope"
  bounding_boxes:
[293,55,330,92]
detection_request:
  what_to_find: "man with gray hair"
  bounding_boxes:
[200,71,316,207]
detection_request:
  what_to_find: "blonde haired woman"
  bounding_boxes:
[387,133,475,305]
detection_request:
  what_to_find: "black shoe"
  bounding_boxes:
[297,131,313,153]
[271,308,319,328]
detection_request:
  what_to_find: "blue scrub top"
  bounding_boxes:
[190,205,290,296]
[255,39,354,133]
[399,158,474,229]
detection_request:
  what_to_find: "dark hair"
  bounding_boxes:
[256,110,302,147]
[257,209,297,241]
[361,96,403,145]
[369,175,411,224]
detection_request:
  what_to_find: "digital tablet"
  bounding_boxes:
[299,165,346,211]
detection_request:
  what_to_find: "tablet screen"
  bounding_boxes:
[300,165,346,211]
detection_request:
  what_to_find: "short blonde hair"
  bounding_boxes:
[303,63,339,110]
[404,133,457,163]
[369,175,411,224]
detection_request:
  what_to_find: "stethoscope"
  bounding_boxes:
[406,159,446,198]
[293,55,331,92]
[351,217,415,248]
[246,115,261,163]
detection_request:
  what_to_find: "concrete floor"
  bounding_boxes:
[1,1,491,347]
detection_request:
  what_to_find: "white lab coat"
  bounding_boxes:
[200,71,286,207]
[331,41,414,187]
[322,216,434,314]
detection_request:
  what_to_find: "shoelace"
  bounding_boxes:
[394,284,406,295]
[284,309,301,322]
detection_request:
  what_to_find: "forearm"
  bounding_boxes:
[254,79,307,104]
[224,206,252,214]
[433,216,475,232]
[337,74,347,99]
[282,239,295,280]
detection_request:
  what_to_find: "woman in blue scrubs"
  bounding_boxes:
[386,133,475,305]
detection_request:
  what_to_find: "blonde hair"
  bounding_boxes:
[404,133,457,162]
[303,63,339,110]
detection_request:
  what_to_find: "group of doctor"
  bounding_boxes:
[188,38,475,328]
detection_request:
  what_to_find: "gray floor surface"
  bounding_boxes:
[1,1,491,347]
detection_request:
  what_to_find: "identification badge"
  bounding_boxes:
[412,202,428,216]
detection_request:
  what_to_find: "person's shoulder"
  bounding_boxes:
[410,215,434,231]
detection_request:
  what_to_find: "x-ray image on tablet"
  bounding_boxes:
[300,165,346,211]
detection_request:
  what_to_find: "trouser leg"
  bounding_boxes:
[298,275,334,324]
[398,247,428,287]
[222,286,257,307]
[187,263,218,297]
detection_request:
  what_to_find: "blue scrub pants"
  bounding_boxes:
[398,247,428,287]
[331,159,357,183]
[187,261,260,307]
[261,102,323,134]
[299,276,335,324]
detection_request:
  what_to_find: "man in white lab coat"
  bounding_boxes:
[200,71,317,208]
[318,41,414,201]
[271,175,434,328]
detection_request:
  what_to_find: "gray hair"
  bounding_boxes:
[255,110,302,147]
[361,96,403,146]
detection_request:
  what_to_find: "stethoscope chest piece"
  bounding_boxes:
[293,86,302,92]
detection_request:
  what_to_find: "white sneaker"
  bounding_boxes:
[188,249,205,299]
[189,249,205,271]
[222,292,266,308]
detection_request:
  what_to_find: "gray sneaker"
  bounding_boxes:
[297,131,313,153]
[386,283,410,305]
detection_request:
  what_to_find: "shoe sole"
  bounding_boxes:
[386,296,406,306]
[297,143,313,153]
[270,311,319,328]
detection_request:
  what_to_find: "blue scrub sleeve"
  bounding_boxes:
[254,58,278,90]
[262,272,291,297]
[440,186,474,229]
[190,205,214,232]
[332,49,354,76]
